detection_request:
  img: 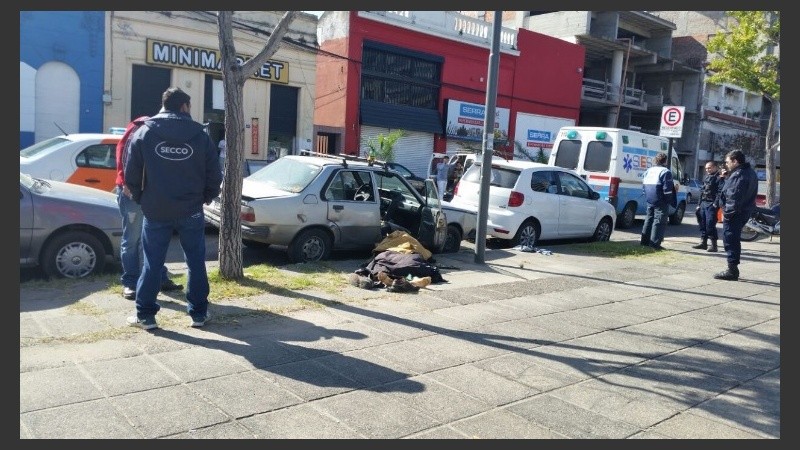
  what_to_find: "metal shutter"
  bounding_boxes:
[360,126,434,178]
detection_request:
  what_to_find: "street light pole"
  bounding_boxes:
[475,11,502,264]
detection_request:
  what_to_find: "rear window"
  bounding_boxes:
[20,136,72,158]
[247,157,322,193]
[462,164,520,189]
[583,141,613,172]
[553,139,581,169]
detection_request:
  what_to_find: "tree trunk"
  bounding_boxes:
[215,11,299,280]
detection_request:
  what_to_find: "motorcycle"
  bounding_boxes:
[740,203,780,242]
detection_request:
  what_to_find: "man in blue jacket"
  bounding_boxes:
[714,149,758,281]
[640,152,676,250]
[124,87,222,330]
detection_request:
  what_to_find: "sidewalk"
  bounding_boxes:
[20,234,780,439]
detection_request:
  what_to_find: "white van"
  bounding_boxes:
[547,126,687,229]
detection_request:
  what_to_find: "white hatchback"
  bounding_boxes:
[450,160,617,248]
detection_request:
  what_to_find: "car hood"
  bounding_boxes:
[37,178,118,208]
[241,178,296,199]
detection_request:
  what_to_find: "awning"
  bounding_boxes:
[360,100,443,134]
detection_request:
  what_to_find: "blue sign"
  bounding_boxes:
[527,129,551,142]
[460,104,485,119]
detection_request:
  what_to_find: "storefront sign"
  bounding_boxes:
[146,39,289,83]
[251,118,259,154]
[513,112,575,158]
[445,99,509,143]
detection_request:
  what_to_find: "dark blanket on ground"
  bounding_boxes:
[358,250,445,283]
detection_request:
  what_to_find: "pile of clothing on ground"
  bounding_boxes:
[348,231,446,293]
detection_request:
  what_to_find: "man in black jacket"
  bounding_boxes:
[714,150,758,281]
[692,161,723,252]
[124,87,222,330]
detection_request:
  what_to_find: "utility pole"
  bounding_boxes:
[475,11,502,264]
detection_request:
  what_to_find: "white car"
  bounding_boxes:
[450,160,616,248]
[20,133,123,193]
[683,178,702,204]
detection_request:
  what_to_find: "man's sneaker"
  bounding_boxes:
[122,287,136,300]
[713,269,739,281]
[127,315,158,330]
[160,279,183,292]
[650,244,665,251]
[190,313,210,328]
[691,242,708,249]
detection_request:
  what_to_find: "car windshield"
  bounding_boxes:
[246,157,322,193]
[20,136,72,158]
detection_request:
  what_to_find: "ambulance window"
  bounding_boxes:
[583,141,613,172]
[553,140,580,169]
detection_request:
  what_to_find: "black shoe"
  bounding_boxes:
[650,244,664,251]
[692,242,708,249]
[122,287,136,300]
[160,279,183,292]
[707,242,718,252]
[713,269,739,281]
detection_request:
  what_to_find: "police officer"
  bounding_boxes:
[692,161,723,252]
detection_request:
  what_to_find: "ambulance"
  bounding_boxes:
[547,126,687,229]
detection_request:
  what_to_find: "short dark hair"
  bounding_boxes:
[725,149,746,165]
[654,153,668,166]
[162,87,191,112]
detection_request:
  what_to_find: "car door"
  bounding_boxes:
[19,183,34,264]
[324,169,382,249]
[555,170,598,237]
[527,170,561,240]
[417,177,447,252]
[67,142,119,192]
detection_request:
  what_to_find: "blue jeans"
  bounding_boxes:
[722,213,748,266]
[136,211,209,321]
[116,187,169,288]
[695,200,718,241]
[641,203,668,246]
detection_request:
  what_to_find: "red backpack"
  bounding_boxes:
[115,116,149,187]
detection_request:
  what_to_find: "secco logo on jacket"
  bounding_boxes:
[155,142,193,160]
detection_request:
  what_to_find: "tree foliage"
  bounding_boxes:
[216,11,299,279]
[362,130,406,162]
[706,11,780,207]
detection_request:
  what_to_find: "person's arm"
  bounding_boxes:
[124,131,145,203]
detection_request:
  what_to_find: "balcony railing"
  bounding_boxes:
[581,77,646,109]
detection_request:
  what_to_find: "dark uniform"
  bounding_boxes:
[692,168,723,252]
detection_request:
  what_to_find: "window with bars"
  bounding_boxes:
[361,46,441,110]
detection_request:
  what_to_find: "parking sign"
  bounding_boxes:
[659,106,685,138]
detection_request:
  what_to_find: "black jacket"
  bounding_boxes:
[700,170,723,204]
[719,162,758,220]
[125,109,222,221]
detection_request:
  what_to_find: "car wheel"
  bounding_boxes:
[242,239,270,250]
[288,228,332,263]
[669,201,686,225]
[443,224,462,253]
[617,202,636,229]
[512,220,540,249]
[590,217,614,242]
[740,222,760,242]
[41,230,106,279]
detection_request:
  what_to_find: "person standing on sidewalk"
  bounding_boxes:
[115,116,183,300]
[691,161,723,252]
[640,152,676,250]
[714,149,758,281]
[124,87,222,330]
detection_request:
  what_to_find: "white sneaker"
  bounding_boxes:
[127,315,158,330]
[190,313,210,328]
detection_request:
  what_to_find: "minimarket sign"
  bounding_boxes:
[146,39,289,84]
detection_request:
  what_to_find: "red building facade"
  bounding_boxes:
[314,11,585,176]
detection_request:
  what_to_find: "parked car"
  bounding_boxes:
[385,161,427,193]
[440,200,478,253]
[20,133,122,193]
[203,154,448,263]
[450,160,616,248]
[683,178,702,204]
[20,172,122,279]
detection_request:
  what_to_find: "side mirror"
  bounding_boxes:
[590,190,600,200]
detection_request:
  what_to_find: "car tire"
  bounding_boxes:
[512,219,540,249]
[242,239,270,250]
[443,224,462,253]
[617,202,636,229]
[669,201,686,225]
[590,217,614,242]
[288,228,332,263]
[41,230,106,279]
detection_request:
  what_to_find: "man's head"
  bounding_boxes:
[162,87,191,113]
[705,161,719,174]
[654,153,668,167]
[724,150,746,171]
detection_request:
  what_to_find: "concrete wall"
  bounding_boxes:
[524,11,590,40]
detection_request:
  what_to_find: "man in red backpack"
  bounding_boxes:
[115,116,182,299]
